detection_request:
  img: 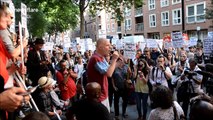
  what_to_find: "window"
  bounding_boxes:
[149,14,156,27]
[106,14,110,21]
[107,24,110,32]
[161,11,169,26]
[125,19,131,30]
[187,2,205,23]
[124,7,131,17]
[149,0,155,10]
[161,0,169,7]
[172,0,181,5]
[172,8,181,25]
[111,23,115,32]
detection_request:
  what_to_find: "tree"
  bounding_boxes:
[73,0,143,38]
[14,0,79,38]
[89,0,144,21]
[72,0,90,38]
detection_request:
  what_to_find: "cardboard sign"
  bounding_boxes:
[189,37,198,47]
[124,42,136,59]
[172,32,183,48]
[21,3,27,29]
[146,39,158,48]
[203,37,213,56]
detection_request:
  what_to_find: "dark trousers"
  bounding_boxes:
[114,89,128,116]
[182,93,198,116]
[135,92,148,119]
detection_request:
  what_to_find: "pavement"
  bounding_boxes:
[110,98,152,120]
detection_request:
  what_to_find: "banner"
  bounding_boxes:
[208,31,213,38]
[172,32,183,48]
[116,39,124,50]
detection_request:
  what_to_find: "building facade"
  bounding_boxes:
[106,0,212,40]
[72,0,212,41]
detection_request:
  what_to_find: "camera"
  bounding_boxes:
[184,69,197,79]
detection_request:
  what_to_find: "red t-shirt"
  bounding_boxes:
[56,71,76,101]
[87,53,109,101]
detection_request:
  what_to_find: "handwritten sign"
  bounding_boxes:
[203,37,213,56]
[124,42,136,59]
[208,31,213,39]
[172,32,183,48]
[189,37,198,47]
[146,39,158,48]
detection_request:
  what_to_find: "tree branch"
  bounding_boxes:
[83,0,90,11]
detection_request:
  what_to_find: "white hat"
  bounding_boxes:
[38,76,53,88]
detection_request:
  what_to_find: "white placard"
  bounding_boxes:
[21,3,27,29]
[9,2,15,33]
[42,42,54,51]
[172,32,183,48]
[189,37,198,47]
[139,42,146,51]
[208,31,213,38]
[116,39,124,50]
[123,42,136,59]
[203,37,213,56]
[164,41,173,49]
[111,38,117,45]
[146,39,158,48]
[156,39,163,50]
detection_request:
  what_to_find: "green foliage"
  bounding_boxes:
[89,0,144,21]
[14,0,79,37]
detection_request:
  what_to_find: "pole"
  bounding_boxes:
[181,0,185,33]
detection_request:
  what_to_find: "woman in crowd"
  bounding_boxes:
[134,59,150,120]
[148,85,184,120]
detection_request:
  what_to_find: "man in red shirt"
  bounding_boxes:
[87,38,119,111]
[56,60,77,103]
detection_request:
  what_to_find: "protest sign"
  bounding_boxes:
[116,39,124,50]
[21,3,27,29]
[203,37,213,56]
[189,37,198,47]
[172,32,183,48]
[146,39,158,48]
[123,42,136,59]
[208,31,213,38]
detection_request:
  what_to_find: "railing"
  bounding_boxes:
[135,23,144,32]
[135,7,143,17]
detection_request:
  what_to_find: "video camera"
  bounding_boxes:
[184,69,197,79]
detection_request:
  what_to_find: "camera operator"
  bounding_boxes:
[180,58,203,116]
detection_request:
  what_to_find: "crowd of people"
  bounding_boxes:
[0,3,213,120]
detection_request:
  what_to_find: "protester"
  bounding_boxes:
[56,60,77,103]
[23,112,50,120]
[66,82,112,120]
[134,59,150,120]
[112,57,131,119]
[37,76,66,120]
[149,55,172,88]
[87,38,119,111]
[148,85,184,120]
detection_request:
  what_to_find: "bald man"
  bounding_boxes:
[66,82,112,120]
[190,99,213,120]
[87,38,119,111]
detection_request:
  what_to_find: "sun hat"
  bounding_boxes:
[38,76,53,88]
